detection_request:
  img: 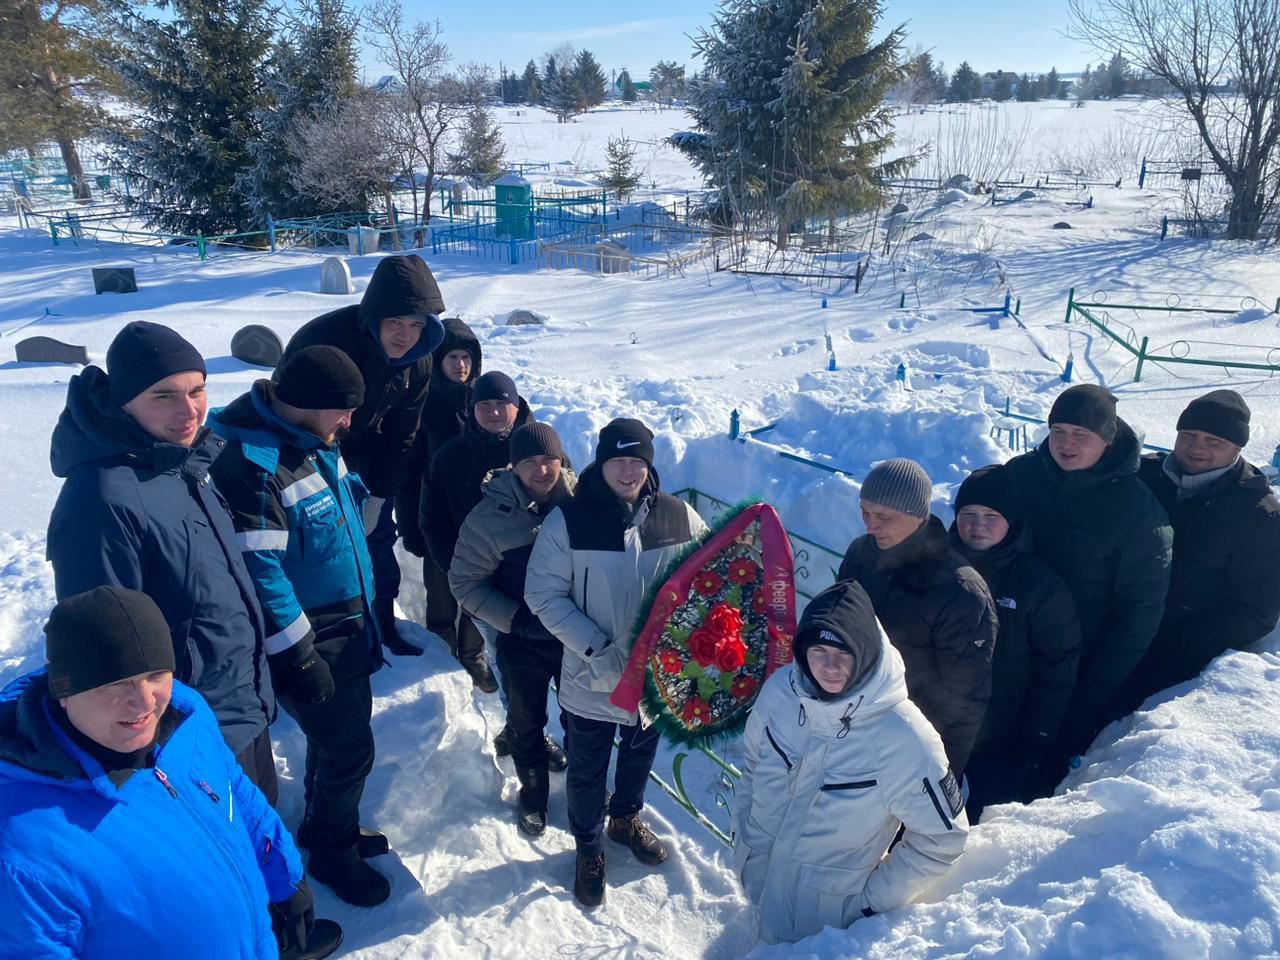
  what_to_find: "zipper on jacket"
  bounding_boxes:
[582,567,591,622]
[764,727,792,770]
[922,777,954,830]
[154,767,179,799]
[198,780,221,804]
[821,780,878,791]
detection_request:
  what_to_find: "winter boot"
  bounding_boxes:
[494,724,513,758]
[515,764,550,837]
[357,826,390,859]
[375,598,424,657]
[573,850,607,908]
[606,813,668,866]
[279,918,344,960]
[462,656,499,694]
[544,736,568,773]
[307,844,391,908]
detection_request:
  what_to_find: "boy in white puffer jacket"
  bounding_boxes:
[735,580,969,944]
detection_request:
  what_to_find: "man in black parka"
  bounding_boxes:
[1107,390,1280,720]
[837,458,997,777]
[949,464,1082,817]
[1003,384,1172,765]
[280,255,445,657]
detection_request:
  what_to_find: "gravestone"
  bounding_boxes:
[595,239,631,275]
[890,202,910,215]
[1015,190,1037,202]
[506,309,544,327]
[944,174,975,193]
[320,257,353,295]
[908,232,936,243]
[15,336,89,365]
[92,267,138,295]
[230,325,284,368]
[1052,221,1073,230]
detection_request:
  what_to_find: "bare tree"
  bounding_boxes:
[1070,0,1280,239]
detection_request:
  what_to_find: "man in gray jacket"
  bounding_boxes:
[525,418,707,908]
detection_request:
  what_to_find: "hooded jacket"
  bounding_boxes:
[836,516,997,774]
[734,584,968,945]
[420,397,534,572]
[448,465,577,642]
[208,382,382,682]
[280,254,446,502]
[1109,454,1280,715]
[400,317,482,556]
[1003,419,1173,752]
[525,464,708,725]
[45,366,274,754]
[0,673,302,959]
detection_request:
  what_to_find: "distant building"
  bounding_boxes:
[980,70,1020,98]
[372,75,405,94]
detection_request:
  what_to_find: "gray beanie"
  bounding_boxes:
[859,458,932,520]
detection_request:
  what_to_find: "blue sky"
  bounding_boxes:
[366,0,1099,83]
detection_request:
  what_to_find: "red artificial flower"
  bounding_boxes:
[752,591,768,615]
[657,648,685,675]
[728,558,760,586]
[714,635,746,673]
[705,602,744,640]
[683,698,712,726]
[689,627,720,667]
[694,569,725,597]
[731,675,758,700]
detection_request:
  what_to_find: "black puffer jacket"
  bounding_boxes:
[1108,454,1280,716]
[400,318,481,556]
[1003,420,1172,753]
[950,525,1081,760]
[420,398,534,571]
[836,516,997,774]
[279,255,445,503]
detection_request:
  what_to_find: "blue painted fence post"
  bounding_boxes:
[1064,287,1075,324]
[1062,354,1074,382]
[1138,158,1147,189]
[1160,216,1169,241]
[509,237,518,265]
[729,409,741,441]
[266,212,276,253]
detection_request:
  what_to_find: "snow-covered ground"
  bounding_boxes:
[4,99,1280,958]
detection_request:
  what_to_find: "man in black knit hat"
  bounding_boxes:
[1106,390,1280,722]
[47,321,279,801]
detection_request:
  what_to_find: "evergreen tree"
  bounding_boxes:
[1045,66,1061,99]
[947,61,980,101]
[446,102,506,182]
[522,60,541,103]
[619,69,637,102]
[544,65,580,122]
[1078,64,1095,100]
[1107,51,1129,98]
[649,60,685,105]
[542,55,558,97]
[992,70,1013,101]
[107,0,274,234]
[574,49,607,109]
[602,135,641,199]
[674,0,916,247]
[1016,72,1035,101]
[239,0,358,222]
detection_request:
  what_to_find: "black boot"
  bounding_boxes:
[606,813,668,866]
[574,851,606,908]
[515,764,550,837]
[279,918,344,960]
[462,656,499,694]
[494,724,513,758]
[376,598,424,657]
[544,736,568,773]
[357,826,390,859]
[308,844,391,907]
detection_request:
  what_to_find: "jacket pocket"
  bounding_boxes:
[764,727,793,770]
[791,862,862,941]
[821,779,878,792]
[585,641,627,692]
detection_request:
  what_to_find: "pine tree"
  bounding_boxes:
[602,135,641,200]
[522,60,541,104]
[574,49,607,109]
[446,102,506,182]
[947,61,980,102]
[1107,51,1129,98]
[239,0,358,222]
[992,70,1013,101]
[1045,66,1061,99]
[674,0,916,247]
[544,66,580,122]
[619,69,637,102]
[107,0,275,235]
[1016,72,1035,101]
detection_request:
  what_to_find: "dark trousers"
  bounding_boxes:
[963,752,1024,822]
[422,556,485,664]
[497,632,563,770]
[235,727,280,808]
[564,712,661,855]
[279,673,375,849]
[367,497,400,602]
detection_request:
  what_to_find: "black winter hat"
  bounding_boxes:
[954,464,1022,525]
[275,345,365,410]
[596,418,655,468]
[1177,389,1250,447]
[432,317,481,382]
[45,586,176,699]
[1048,384,1118,443]
[510,422,565,464]
[472,371,519,406]
[795,581,883,701]
[106,321,207,407]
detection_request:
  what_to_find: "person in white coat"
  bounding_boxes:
[734,579,969,944]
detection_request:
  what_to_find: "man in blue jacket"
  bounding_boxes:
[210,345,392,908]
[46,321,278,799]
[0,586,340,960]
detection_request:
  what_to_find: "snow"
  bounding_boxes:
[5,98,1280,958]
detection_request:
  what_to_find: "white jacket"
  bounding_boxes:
[733,635,969,944]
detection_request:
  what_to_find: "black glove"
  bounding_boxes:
[271,880,315,952]
[268,643,335,706]
[400,532,427,558]
[510,603,541,636]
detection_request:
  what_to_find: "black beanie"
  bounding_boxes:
[954,464,1022,525]
[473,371,519,406]
[45,586,176,699]
[106,321,207,406]
[510,422,565,464]
[596,418,655,468]
[275,345,365,410]
[795,581,882,701]
[1048,384,1118,443]
[1177,390,1250,447]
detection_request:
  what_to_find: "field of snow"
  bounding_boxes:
[4,99,1280,958]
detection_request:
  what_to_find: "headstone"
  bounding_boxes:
[92,267,138,295]
[15,336,89,366]
[1015,190,1037,202]
[1052,221,1073,230]
[890,202,910,215]
[320,256,354,295]
[506,309,544,326]
[944,174,975,193]
[908,232,936,243]
[230,325,284,368]
[595,239,631,274]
